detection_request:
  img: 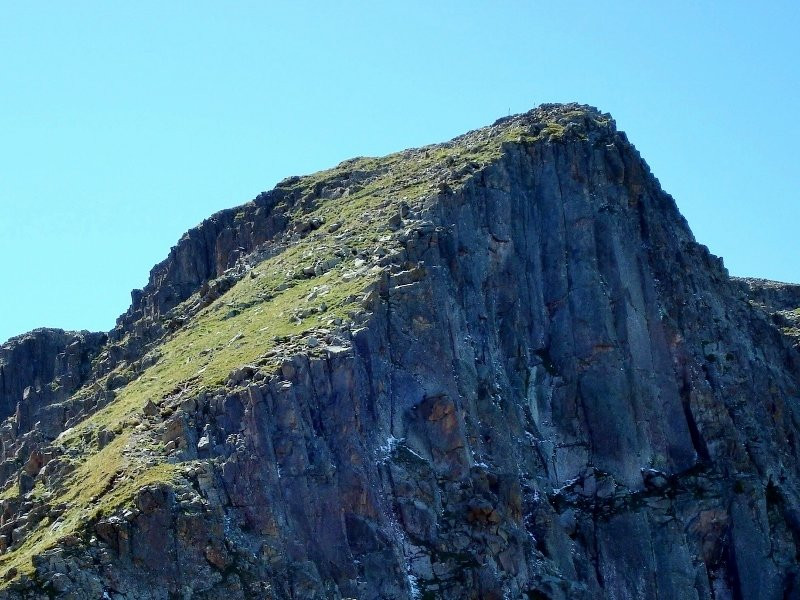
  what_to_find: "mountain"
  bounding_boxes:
[1,104,799,599]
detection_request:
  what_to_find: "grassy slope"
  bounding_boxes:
[0,108,603,583]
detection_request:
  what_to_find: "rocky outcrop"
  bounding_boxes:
[0,104,799,599]
[734,277,800,313]
[115,192,291,330]
[0,329,106,424]
[0,328,106,510]
[735,277,800,348]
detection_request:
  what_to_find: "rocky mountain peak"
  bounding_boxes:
[0,104,798,599]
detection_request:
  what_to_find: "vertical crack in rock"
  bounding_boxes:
[0,103,798,599]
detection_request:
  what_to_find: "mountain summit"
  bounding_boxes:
[1,104,799,599]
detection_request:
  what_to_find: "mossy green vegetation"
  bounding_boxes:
[0,483,19,502]
[0,431,179,578]
[64,262,372,442]
[0,246,374,581]
[0,106,592,585]
[778,307,800,341]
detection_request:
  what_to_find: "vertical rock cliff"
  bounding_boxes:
[0,104,798,599]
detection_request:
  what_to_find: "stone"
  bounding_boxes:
[0,103,799,600]
[142,400,159,417]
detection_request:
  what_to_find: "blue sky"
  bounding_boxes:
[1,2,798,343]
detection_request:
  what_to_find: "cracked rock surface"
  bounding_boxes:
[0,104,799,599]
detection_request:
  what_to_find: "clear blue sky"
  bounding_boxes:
[2,2,798,343]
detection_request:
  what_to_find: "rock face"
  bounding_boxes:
[0,329,106,423]
[0,104,799,599]
[0,330,106,487]
[733,277,800,350]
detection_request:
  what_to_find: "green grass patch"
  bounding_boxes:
[0,431,179,579]
[0,247,373,585]
[63,260,373,443]
[0,109,571,587]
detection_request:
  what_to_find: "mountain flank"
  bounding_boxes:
[1,104,799,599]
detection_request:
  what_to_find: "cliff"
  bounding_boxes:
[0,104,798,599]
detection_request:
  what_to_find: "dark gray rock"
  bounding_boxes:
[1,104,799,599]
[0,329,106,425]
